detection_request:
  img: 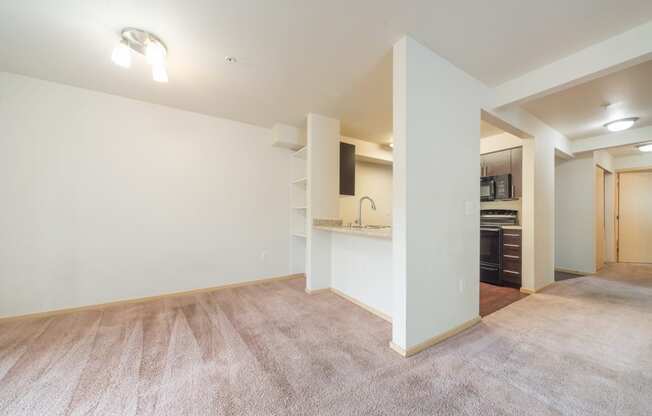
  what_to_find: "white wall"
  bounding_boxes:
[614,152,652,171]
[393,36,482,351]
[480,133,522,154]
[555,150,618,273]
[594,149,615,172]
[0,72,291,317]
[340,161,392,226]
[341,136,393,165]
[555,155,595,273]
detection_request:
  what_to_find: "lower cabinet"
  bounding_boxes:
[502,229,522,287]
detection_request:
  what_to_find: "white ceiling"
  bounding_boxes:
[480,121,505,139]
[2,1,652,142]
[523,60,652,141]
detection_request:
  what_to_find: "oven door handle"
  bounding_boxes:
[481,227,501,232]
[480,264,499,271]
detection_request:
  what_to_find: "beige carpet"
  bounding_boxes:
[0,263,650,415]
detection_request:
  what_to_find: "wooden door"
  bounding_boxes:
[619,171,652,263]
[595,167,605,271]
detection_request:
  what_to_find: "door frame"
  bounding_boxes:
[595,166,606,271]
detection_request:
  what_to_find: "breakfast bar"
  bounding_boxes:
[311,220,393,320]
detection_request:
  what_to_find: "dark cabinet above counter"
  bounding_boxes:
[481,147,522,199]
[340,142,355,196]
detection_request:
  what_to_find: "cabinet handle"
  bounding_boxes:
[504,254,520,259]
[504,270,520,275]
[504,244,520,248]
[504,233,520,237]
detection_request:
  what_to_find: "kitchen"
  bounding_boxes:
[282,115,529,323]
[479,125,528,315]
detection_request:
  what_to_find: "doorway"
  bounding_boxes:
[618,170,652,263]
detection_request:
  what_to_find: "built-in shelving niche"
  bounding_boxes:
[290,146,308,274]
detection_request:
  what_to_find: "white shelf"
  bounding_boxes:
[292,146,307,160]
[291,177,308,186]
[290,141,308,275]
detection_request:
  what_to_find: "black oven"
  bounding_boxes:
[480,226,502,285]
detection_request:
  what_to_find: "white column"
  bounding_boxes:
[533,133,556,290]
[520,138,536,291]
[392,36,485,355]
[306,113,340,291]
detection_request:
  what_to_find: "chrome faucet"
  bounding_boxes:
[357,196,376,227]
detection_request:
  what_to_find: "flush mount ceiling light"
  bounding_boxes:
[604,117,639,132]
[637,142,652,153]
[112,28,168,83]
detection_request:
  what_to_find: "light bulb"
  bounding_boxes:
[111,40,131,68]
[637,143,652,153]
[152,63,168,83]
[146,42,166,66]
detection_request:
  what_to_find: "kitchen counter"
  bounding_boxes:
[502,225,522,230]
[313,219,392,240]
[313,224,392,240]
[311,219,393,319]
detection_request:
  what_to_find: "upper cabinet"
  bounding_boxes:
[481,147,522,199]
[271,123,306,150]
[482,151,511,177]
[340,142,355,196]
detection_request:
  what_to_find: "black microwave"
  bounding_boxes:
[481,174,512,201]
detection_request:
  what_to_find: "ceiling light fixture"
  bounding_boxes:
[112,28,168,83]
[111,39,131,68]
[146,42,167,66]
[637,142,652,153]
[604,117,639,132]
[151,63,168,83]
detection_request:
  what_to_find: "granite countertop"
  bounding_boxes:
[313,219,392,240]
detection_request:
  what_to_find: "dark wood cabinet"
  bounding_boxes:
[502,229,522,287]
[339,142,355,196]
[481,146,522,198]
